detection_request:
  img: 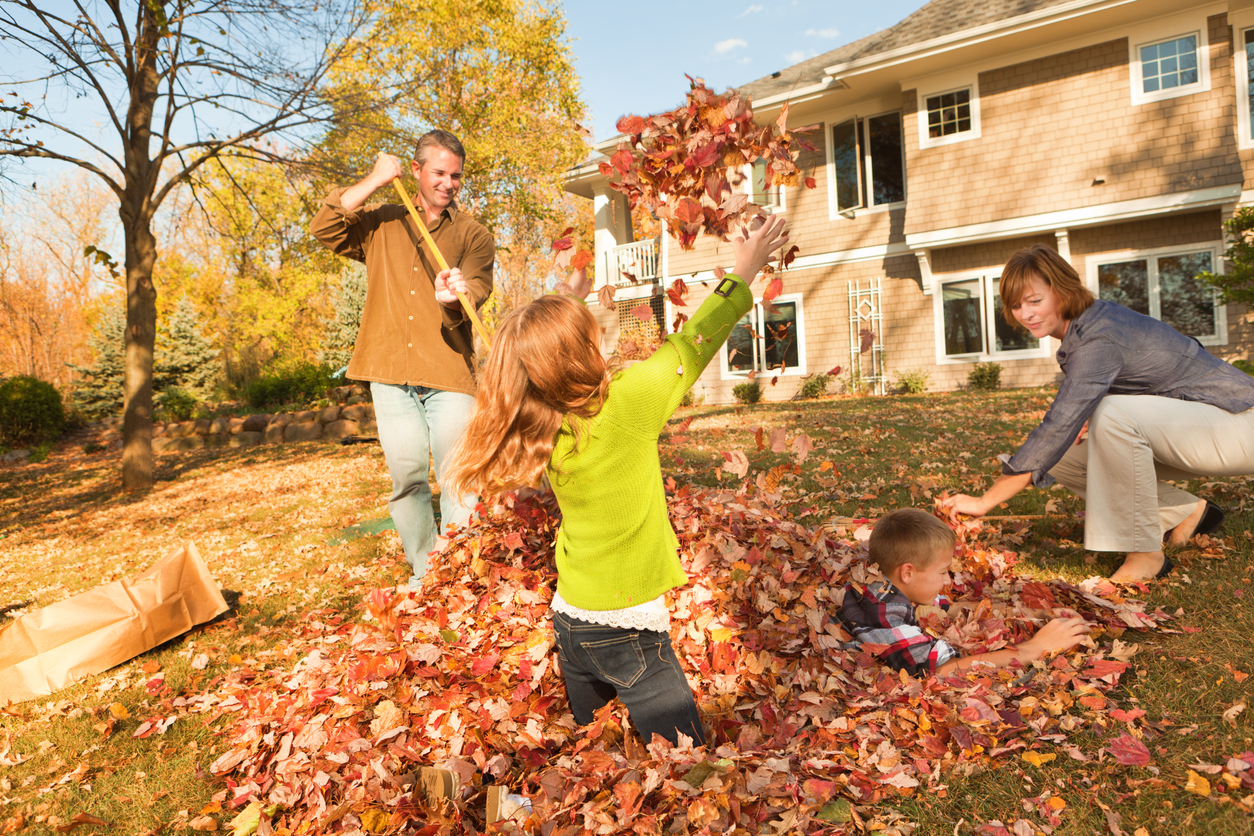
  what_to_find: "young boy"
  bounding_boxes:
[838,508,1090,677]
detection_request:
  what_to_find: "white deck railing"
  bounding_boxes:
[605,239,659,287]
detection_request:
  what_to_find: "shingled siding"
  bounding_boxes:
[905,20,1240,236]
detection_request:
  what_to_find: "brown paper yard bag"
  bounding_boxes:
[0,542,228,704]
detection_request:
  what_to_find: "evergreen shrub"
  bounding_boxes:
[246,361,336,408]
[156,386,200,422]
[968,362,1002,391]
[732,381,762,405]
[894,369,930,394]
[0,376,65,448]
[797,373,830,399]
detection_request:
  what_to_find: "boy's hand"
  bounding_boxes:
[434,267,468,308]
[1019,616,1090,662]
[731,213,789,281]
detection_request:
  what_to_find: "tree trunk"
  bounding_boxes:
[121,223,158,490]
[119,1,164,491]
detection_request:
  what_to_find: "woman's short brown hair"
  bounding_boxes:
[999,244,1095,329]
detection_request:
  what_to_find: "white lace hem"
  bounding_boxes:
[550,590,670,633]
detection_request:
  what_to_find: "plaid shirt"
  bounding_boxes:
[838,581,957,676]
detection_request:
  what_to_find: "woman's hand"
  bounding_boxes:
[940,493,991,517]
[434,267,468,308]
[940,471,1034,517]
[731,213,789,281]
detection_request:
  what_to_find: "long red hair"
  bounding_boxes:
[447,295,611,497]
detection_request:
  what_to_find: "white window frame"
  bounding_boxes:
[824,110,906,220]
[1234,13,1254,150]
[932,272,1054,365]
[719,292,807,379]
[917,75,982,150]
[1085,243,1227,346]
[1127,14,1210,107]
[740,159,786,213]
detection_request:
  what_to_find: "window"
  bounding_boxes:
[917,78,981,149]
[1129,23,1209,106]
[935,273,1046,361]
[829,112,904,216]
[925,89,972,139]
[1237,27,1254,148]
[723,295,805,377]
[1092,248,1223,344]
[748,158,783,209]
[1140,35,1198,95]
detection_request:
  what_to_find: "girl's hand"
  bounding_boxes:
[731,213,789,281]
[557,266,592,299]
[435,267,468,308]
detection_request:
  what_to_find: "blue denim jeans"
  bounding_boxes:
[370,382,476,586]
[552,611,705,746]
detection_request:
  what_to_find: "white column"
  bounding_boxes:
[592,185,632,283]
[1055,229,1071,261]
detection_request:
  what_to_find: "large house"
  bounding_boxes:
[564,0,1254,403]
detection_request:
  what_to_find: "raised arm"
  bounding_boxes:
[339,153,406,213]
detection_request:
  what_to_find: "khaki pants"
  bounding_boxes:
[1047,395,1254,553]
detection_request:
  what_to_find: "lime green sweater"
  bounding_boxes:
[549,274,754,610]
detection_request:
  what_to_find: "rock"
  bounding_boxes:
[209,418,231,434]
[292,410,317,424]
[1,449,31,463]
[241,413,270,433]
[324,419,359,440]
[318,405,342,424]
[229,431,264,448]
[206,433,231,448]
[151,424,166,438]
[194,418,212,435]
[268,412,294,428]
[165,422,191,439]
[341,404,373,422]
[228,417,245,433]
[284,421,323,442]
[264,423,286,444]
[346,393,368,405]
[159,436,204,452]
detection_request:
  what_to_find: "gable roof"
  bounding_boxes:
[739,0,1082,102]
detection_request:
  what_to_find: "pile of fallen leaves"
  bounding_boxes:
[202,484,1176,835]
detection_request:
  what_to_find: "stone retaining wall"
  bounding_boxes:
[145,403,378,453]
[82,395,379,455]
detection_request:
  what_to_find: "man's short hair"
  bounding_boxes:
[414,130,466,166]
[868,508,955,576]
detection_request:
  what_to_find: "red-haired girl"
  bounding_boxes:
[448,215,789,746]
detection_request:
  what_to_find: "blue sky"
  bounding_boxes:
[563,0,926,142]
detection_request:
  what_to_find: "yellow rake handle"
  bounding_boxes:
[394,179,492,349]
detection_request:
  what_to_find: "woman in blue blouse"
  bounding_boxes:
[942,244,1254,581]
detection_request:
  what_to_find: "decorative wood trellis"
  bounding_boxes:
[848,277,886,396]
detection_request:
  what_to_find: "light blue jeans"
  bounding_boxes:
[370,382,477,585]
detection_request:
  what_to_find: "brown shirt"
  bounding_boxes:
[311,187,495,394]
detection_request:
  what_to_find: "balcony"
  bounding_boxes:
[606,238,659,288]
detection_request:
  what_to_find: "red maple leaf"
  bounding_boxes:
[1105,733,1152,766]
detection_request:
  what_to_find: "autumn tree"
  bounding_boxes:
[313,0,589,311]
[0,173,116,388]
[0,0,372,489]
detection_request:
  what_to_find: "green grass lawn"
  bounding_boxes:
[0,389,1251,834]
